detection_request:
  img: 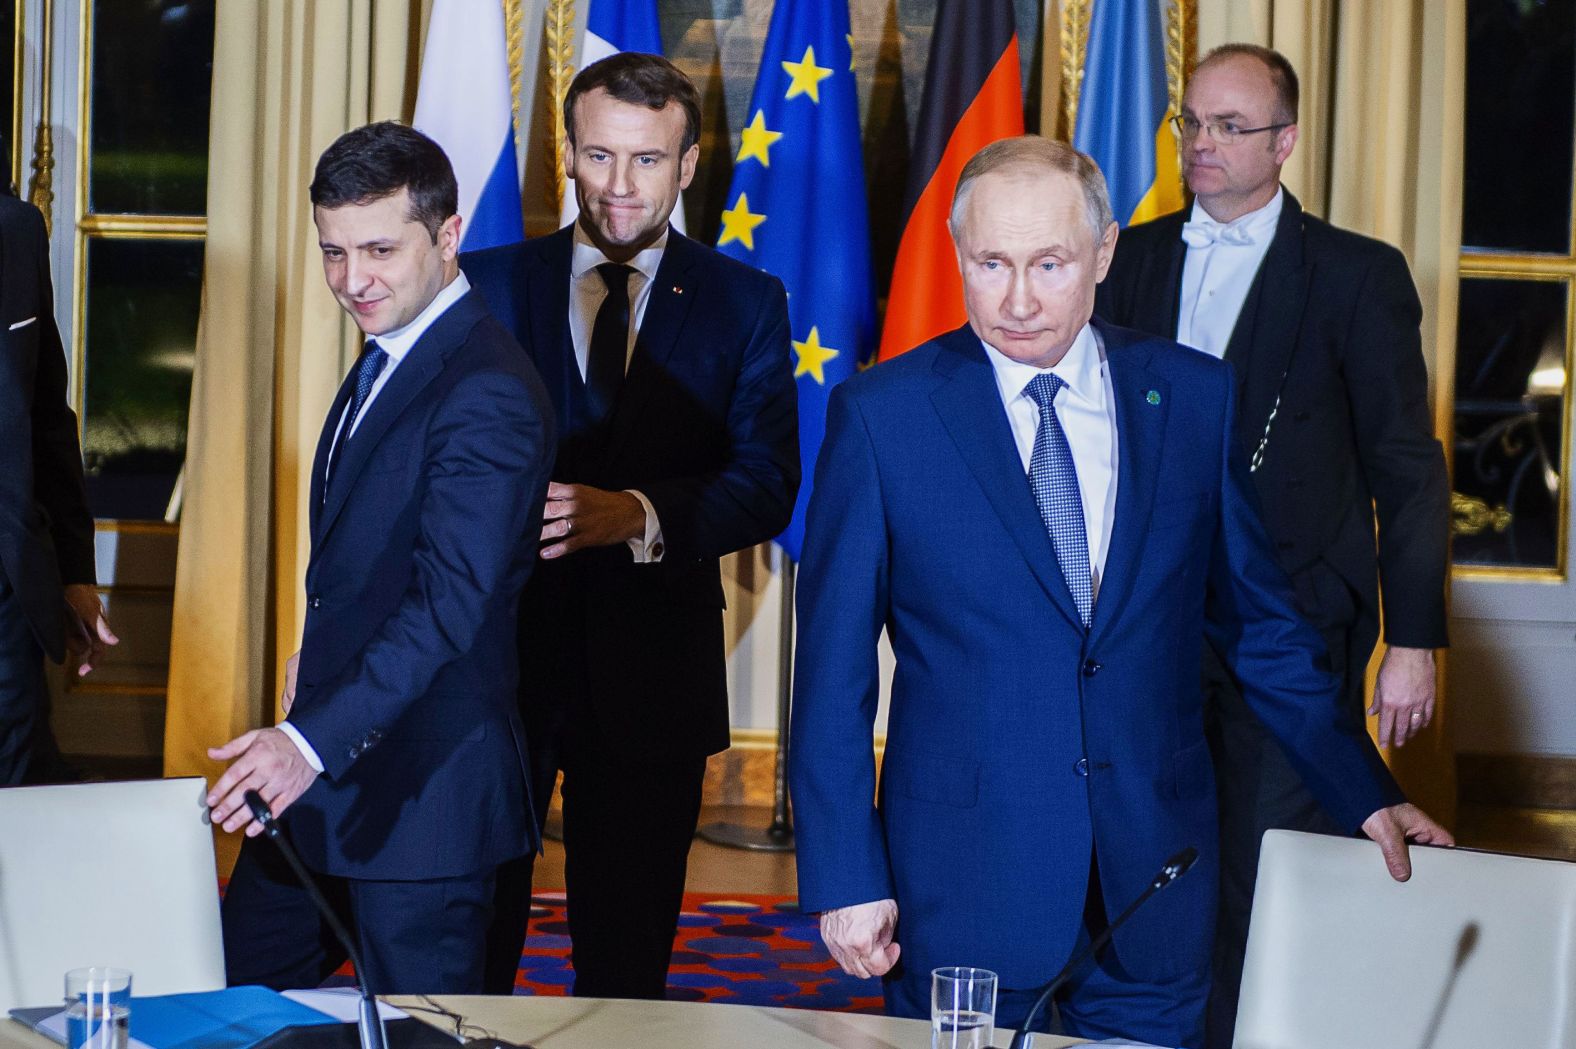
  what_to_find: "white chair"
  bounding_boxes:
[0,777,225,1012]
[1234,829,1576,1049]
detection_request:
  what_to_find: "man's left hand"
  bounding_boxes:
[1361,802,1454,882]
[539,482,646,559]
[62,583,118,677]
[206,727,320,837]
[1369,645,1436,748]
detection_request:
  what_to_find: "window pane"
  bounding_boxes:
[1462,0,1575,254]
[88,0,216,215]
[1453,277,1567,569]
[81,238,202,520]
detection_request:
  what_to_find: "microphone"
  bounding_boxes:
[244,790,390,1049]
[1007,846,1200,1049]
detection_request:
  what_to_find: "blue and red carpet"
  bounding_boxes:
[511,892,884,1012]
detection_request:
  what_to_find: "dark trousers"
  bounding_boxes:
[483,723,707,998]
[1202,596,1375,1049]
[886,852,1209,1048]
[0,570,45,786]
[222,832,495,995]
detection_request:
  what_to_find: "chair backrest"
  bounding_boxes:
[1235,829,1576,1049]
[0,777,225,1013]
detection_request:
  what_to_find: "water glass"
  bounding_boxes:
[63,967,131,1049]
[932,966,997,1049]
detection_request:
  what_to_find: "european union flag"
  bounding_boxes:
[717,0,875,562]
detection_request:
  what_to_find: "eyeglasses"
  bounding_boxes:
[1170,114,1292,144]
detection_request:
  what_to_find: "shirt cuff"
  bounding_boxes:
[623,490,665,563]
[278,721,325,774]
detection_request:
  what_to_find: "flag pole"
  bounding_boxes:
[698,555,795,852]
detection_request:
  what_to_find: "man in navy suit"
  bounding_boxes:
[789,136,1449,1047]
[0,192,117,787]
[207,122,555,994]
[463,53,798,998]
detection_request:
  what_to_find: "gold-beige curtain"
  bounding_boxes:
[1196,0,1466,824]
[164,1,426,871]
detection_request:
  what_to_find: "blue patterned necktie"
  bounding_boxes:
[1026,373,1093,627]
[328,339,388,483]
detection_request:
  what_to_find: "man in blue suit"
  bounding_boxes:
[789,136,1449,1047]
[463,53,797,998]
[207,122,555,994]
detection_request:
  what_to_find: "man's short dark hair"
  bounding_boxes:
[1198,43,1300,124]
[564,52,701,153]
[309,121,458,241]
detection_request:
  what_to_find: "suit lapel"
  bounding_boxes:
[1088,323,1169,647]
[1229,191,1310,448]
[309,369,359,541]
[929,328,1086,633]
[526,228,576,421]
[603,228,699,463]
[316,292,484,545]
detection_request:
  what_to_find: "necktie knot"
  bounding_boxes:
[1025,372,1067,411]
[1181,218,1255,248]
[597,262,634,298]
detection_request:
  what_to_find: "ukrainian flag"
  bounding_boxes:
[1073,0,1184,226]
[716,0,875,561]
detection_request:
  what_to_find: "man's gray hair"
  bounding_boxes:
[949,135,1114,243]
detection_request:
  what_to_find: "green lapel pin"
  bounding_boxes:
[1146,389,1161,406]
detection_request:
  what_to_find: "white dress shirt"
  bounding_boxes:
[982,323,1119,599]
[568,223,666,562]
[1176,188,1283,358]
[282,271,474,775]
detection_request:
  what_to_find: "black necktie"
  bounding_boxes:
[586,263,634,428]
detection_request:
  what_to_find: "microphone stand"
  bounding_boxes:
[1007,847,1199,1049]
[245,791,389,1049]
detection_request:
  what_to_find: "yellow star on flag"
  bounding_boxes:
[782,46,834,103]
[718,193,767,251]
[793,326,840,384]
[736,110,783,167]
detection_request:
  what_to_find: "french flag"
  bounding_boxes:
[561,0,685,233]
[413,0,525,251]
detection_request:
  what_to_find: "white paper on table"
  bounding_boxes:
[32,1010,155,1049]
[282,988,409,1022]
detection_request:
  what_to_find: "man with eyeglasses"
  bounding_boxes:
[1097,43,1450,1049]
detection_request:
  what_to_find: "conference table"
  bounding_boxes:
[0,995,1088,1049]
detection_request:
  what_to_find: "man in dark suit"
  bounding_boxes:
[463,53,798,998]
[790,136,1448,1047]
[0,192,116,787]
[207,122,555,994]
[1095,45,1451,1045]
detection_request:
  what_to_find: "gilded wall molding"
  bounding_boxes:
[543,0,575,211]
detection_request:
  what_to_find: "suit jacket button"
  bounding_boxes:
[650,541,664,559]
[1074,758,1090,777]
[1082,659,1101,677]
[347,744,360,760]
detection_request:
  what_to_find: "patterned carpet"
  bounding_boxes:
[511,891,885,1012]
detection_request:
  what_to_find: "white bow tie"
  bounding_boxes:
[1181,219,1256,248]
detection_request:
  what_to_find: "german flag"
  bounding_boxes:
[877,0,1023,362]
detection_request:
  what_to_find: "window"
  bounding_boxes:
[75,0,215,522]
[1455,0,1576,575]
